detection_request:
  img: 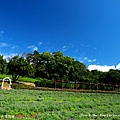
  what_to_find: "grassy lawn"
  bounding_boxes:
[0,74,39,83]
[0,89,120,120]
[0,74,12,79]
[18,76,39,83]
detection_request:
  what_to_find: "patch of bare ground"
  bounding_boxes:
[15,113,38,119]
[18,82,35,86]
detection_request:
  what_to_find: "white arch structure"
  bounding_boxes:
[1,77,12,90]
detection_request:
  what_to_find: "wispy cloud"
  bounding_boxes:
[0,42,10,47]
[80,43,90,48]
[62,46,66,49]
[0,31,4,40]
[74,49,79,53]
[47,48,51,52]
[62,45,67,51]
[38,42,43,46]
[0,52,18,61]
[0,42,18,50]
[12,45,18,49]
[79,57,96,63]
[0,31,4,34]
[27,45,38,51]
[3,53,18,59]
[62,44,74,52]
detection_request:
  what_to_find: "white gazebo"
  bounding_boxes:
[1,77,12,90]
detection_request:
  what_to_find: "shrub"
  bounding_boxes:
[34,79,54,88]
[56,82,62,88]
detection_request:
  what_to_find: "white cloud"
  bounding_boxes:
[33,47,38,51]
[1,53,18,61]
[0,42,10,47]
[80,57,96,63]
[93,59,96,62]
[88,65,116,72]
[27,45,38,51]
[47,48,51,52]
[12,45,18,49]
[81,43,89,48]
[62,44,74,52]
[62,45,67,52]
[38,42,43,46]
[74,49,79,53]
[116,63,120,69]
[62,46,66,49]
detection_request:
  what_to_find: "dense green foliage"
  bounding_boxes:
[0,50,120,85]
[0,55,7,74]
[0,89,120,120]
[7,55,34,82]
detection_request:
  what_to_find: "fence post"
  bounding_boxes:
[54,80,56,89]
[90,83,91,90]
[62,80,63,89]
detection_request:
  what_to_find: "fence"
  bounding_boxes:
[35,80,120,91]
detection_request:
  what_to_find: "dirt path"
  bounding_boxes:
[18,82,35,87]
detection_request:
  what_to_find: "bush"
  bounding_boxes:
[56,82,62,88]
[98,85,105,90]
[34,79,54,88]
[46,80,54,88]
[69,83,75,89]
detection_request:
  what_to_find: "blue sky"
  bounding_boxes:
[0,0,120,71]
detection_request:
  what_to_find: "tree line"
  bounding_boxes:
[0,50,120,85]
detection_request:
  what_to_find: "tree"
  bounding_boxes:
[35,52,53,78]
[81,69,93,83]
[26,50,40,78]
[69,61,86,82]
[98,71,107,84]
[25,50,88,83]
[106,69,120,84]
[0,55,7,74]
[52,51,73,80]
[90,70,101,83]
[7,55,34,82]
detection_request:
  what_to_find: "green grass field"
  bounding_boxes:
[18,76,39,83]
[0,89,120,120]
[0,74,39,83]
[0,74,12,79]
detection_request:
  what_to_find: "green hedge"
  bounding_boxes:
[35,79,54,88]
